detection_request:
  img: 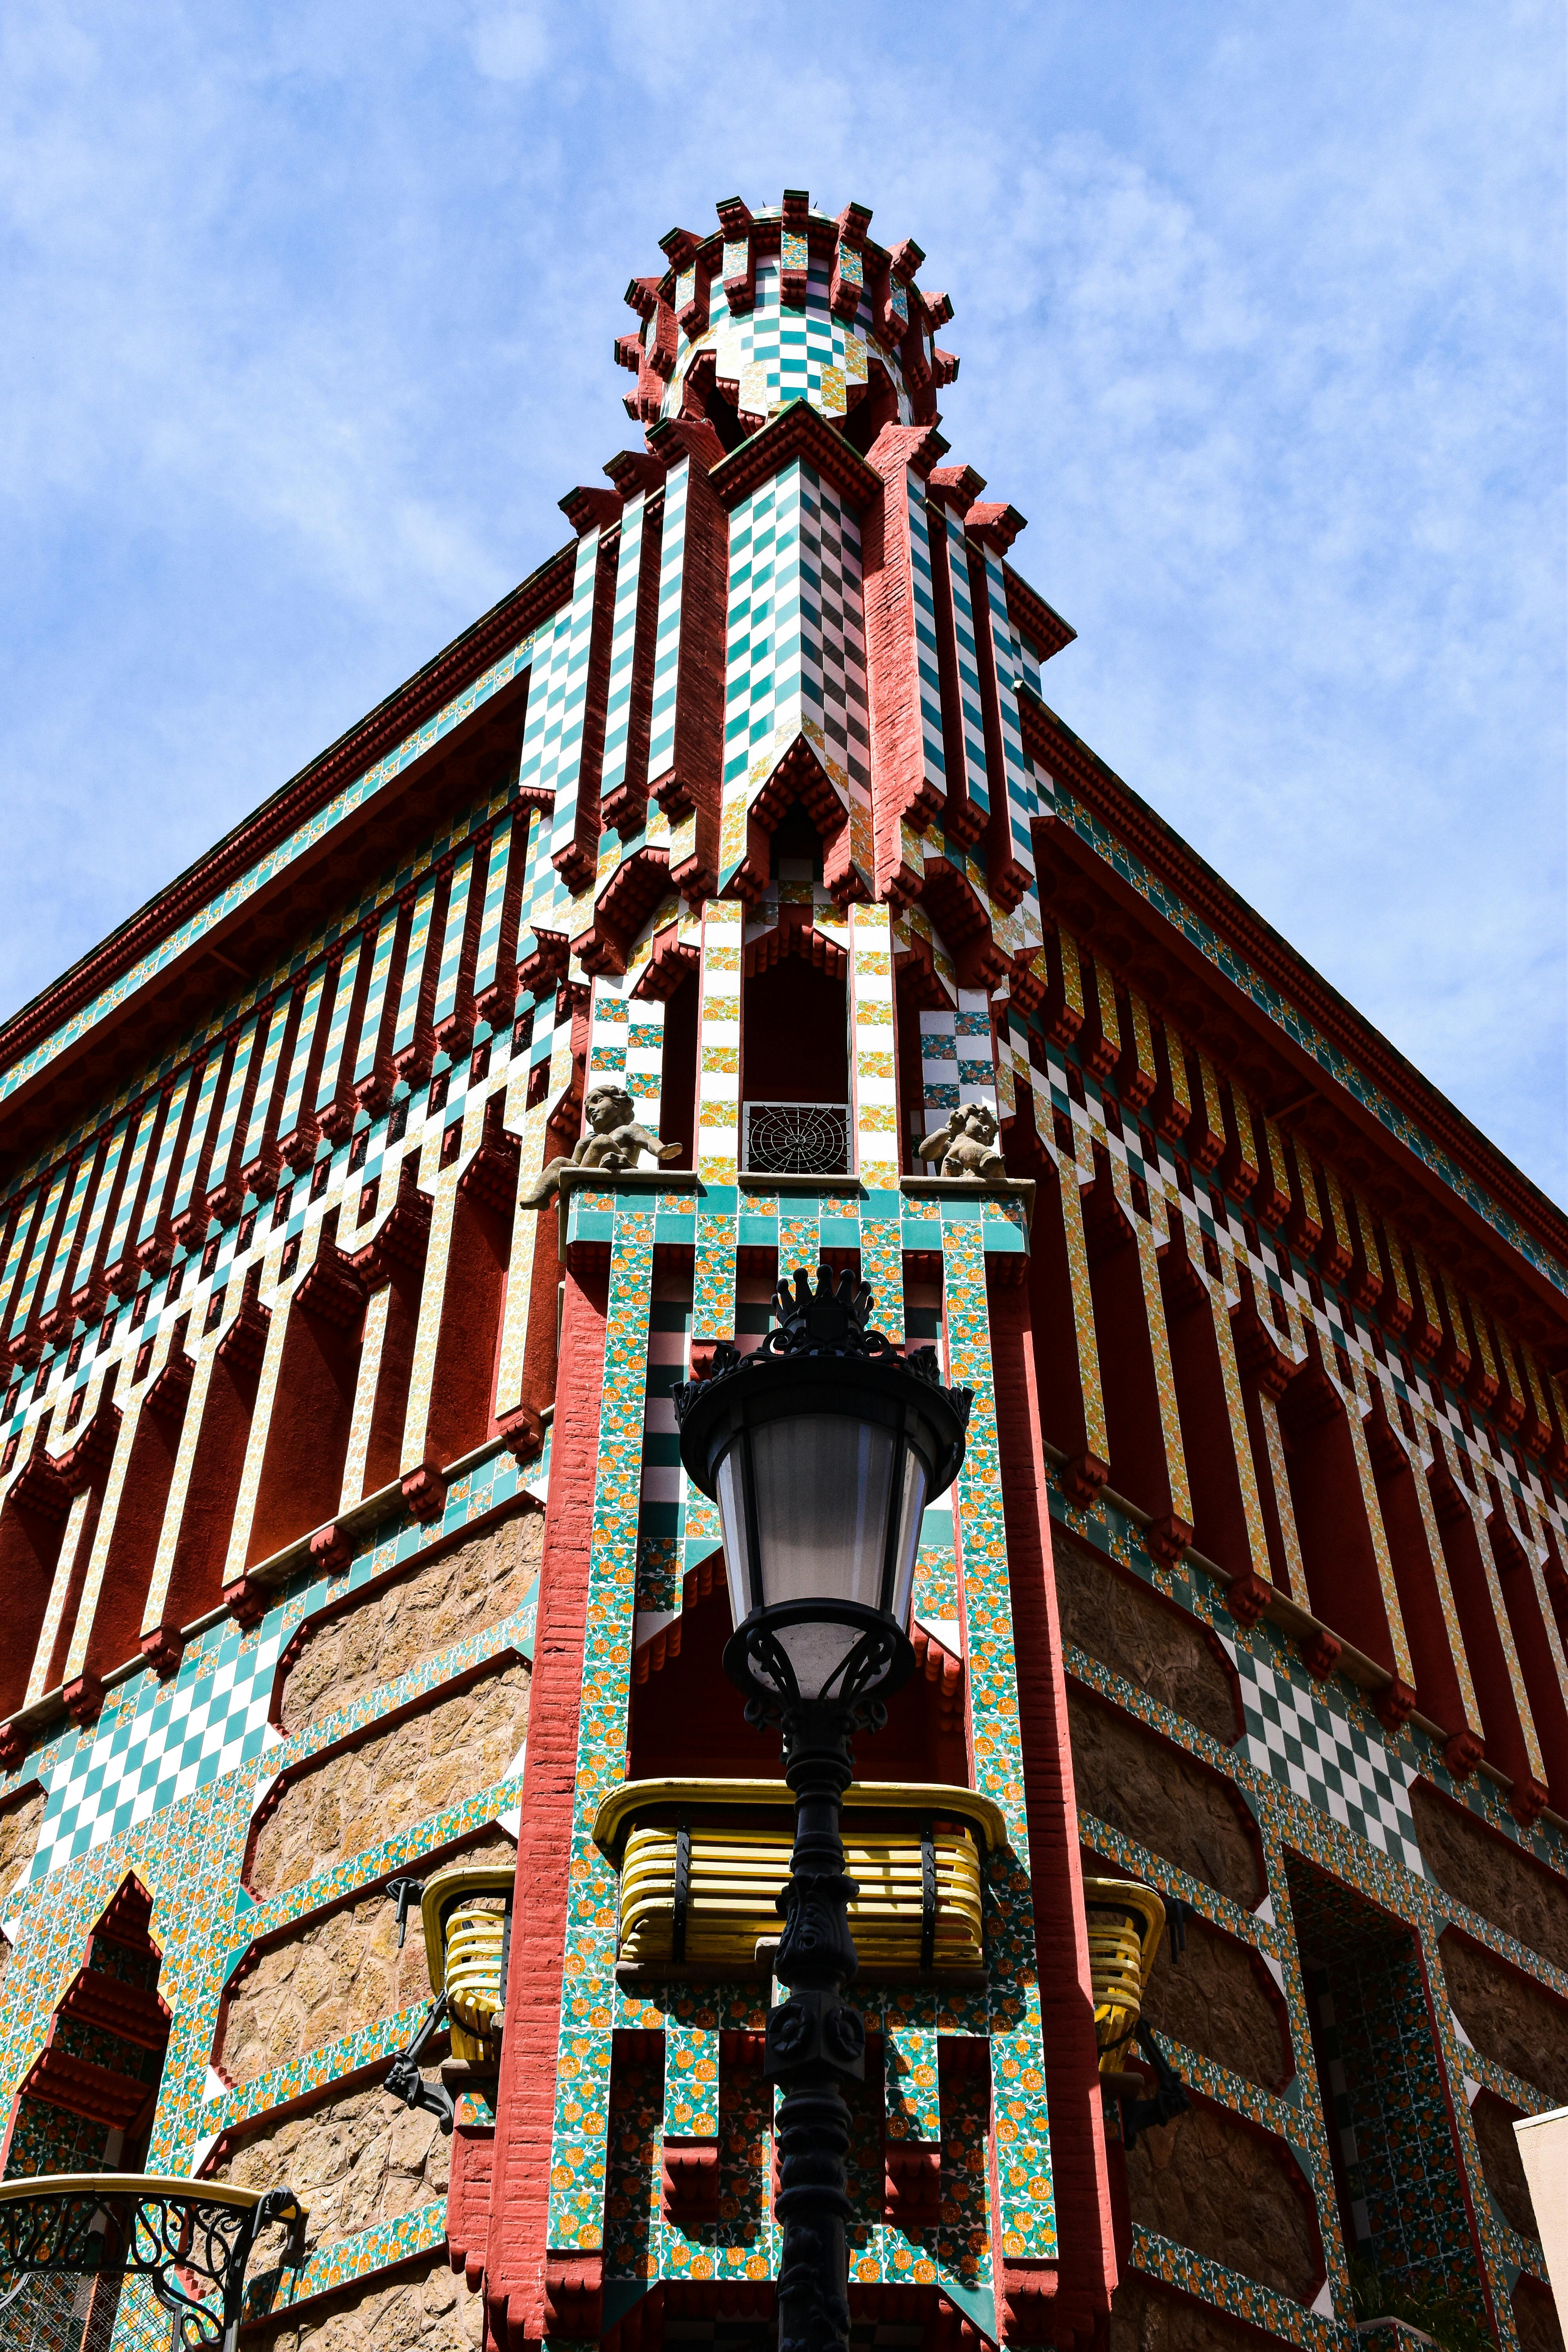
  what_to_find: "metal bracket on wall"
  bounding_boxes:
[382,1994,457,2134]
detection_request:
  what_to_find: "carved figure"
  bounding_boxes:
[915,1102,1007,1184]
[518,1084,682,1207]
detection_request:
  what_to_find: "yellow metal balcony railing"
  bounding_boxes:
[1082,1877,1167,2071]
[592,1779,1007,1984]
[417,1865,514,2063]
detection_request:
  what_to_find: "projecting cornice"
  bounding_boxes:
[0,538,580,1103]
[706,398,893,514]
[1020,686,1568,1312]
[1004,566,1076,664]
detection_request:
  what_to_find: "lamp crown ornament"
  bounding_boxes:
[672,1265,971,1419]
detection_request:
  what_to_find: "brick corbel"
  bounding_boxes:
[661,2141,719,2229]
[559,486,622,537]
[716,194,755,315]
[603,448,667,499]
[223,1577,268,1629]
[495,1402,545,1463]
[351,1159,431,1290]
[629,922,699,1004]
[570,846,672,979]
[965,498,1027,554]
[1223,1570,1276,1628]
[998,2258,1068,2346]
[1374,1676,1417,1733]
[1229,1274,1296,1399]
[1145,1512,1194,1569]
[707,398,882,515]
[542,2256,603,2341]
[882,2142,940,2227]
[860,422,953,893]
[62,1671,105,1728]
[138,1626,185,1679]
[1298,1628,1342,1681]
[1509,1773,1550,1830]
[400,1462,447,1523]
[307,1521,354,1574]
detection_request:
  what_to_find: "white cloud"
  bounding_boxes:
[467,4,552,85]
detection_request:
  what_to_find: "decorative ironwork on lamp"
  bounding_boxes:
[675,1267,971,2352]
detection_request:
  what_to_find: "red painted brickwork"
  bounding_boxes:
[861,423,947,899]
[484,1263,608,2352]
[987,1274,1117,2341]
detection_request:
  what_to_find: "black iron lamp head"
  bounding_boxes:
[673,1269,971,1722]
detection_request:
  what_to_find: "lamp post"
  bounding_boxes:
[674,1269,971,2352]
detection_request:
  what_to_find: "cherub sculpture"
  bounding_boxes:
[915,1101,1008,1184]
[519,1084,682,1207]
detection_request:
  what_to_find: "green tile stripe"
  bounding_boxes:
[547,1205,657,2247]
[940,1223,1055,2263]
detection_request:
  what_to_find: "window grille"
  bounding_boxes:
[740,1101,851,1176]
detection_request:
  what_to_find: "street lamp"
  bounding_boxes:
[674,1268,971,2352]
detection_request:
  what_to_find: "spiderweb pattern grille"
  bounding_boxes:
[741,1102,850,1176]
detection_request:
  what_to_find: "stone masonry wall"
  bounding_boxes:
[1469,2089,1538,2240]
[1412,1782,1568,1975]
[0,1785,44,1891]
[216,2080,453,2256]
[280,1508,541,1738]
[1133,1906,1291,2093]
[220,1825,516,2083]
[1109,2271,1278,2352]
[1440,1930,1568,2104]
[0,1786,45,1989]
[1053,1532,1239,1748]
[251,2253,483,2351]
[1068,1685,1262,1909]
[1512,2279,1565,2352]
[1123,2100,1321,2305]
[248,1662,528,1899]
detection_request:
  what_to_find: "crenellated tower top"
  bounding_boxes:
[615,189,959,445]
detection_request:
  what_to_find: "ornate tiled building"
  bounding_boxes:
[0,190,1564,2352]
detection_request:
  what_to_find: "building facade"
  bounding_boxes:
[0,190,1564,2352]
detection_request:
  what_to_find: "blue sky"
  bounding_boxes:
[3,1,1564,1205]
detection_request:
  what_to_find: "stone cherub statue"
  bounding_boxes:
[518,1083,682,1207]
[915,1101,1008,1183]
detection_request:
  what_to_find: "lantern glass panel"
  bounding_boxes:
[716,1446,753,1633]
[889,1442,927,1633]
[750,1414,898,1614]
[713,1407,929,1701]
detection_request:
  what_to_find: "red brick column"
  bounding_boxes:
[648,423,729,900]
[861,423,946,899]
[988,1274,1118,2343]
[484,1262,608,2352]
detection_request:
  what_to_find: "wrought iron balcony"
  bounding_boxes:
[740,1099,850,1176]
[0,2174,306,2352]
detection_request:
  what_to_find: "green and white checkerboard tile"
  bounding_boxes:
[29,1621,282,1880]
[1221,1635,1425,1875]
